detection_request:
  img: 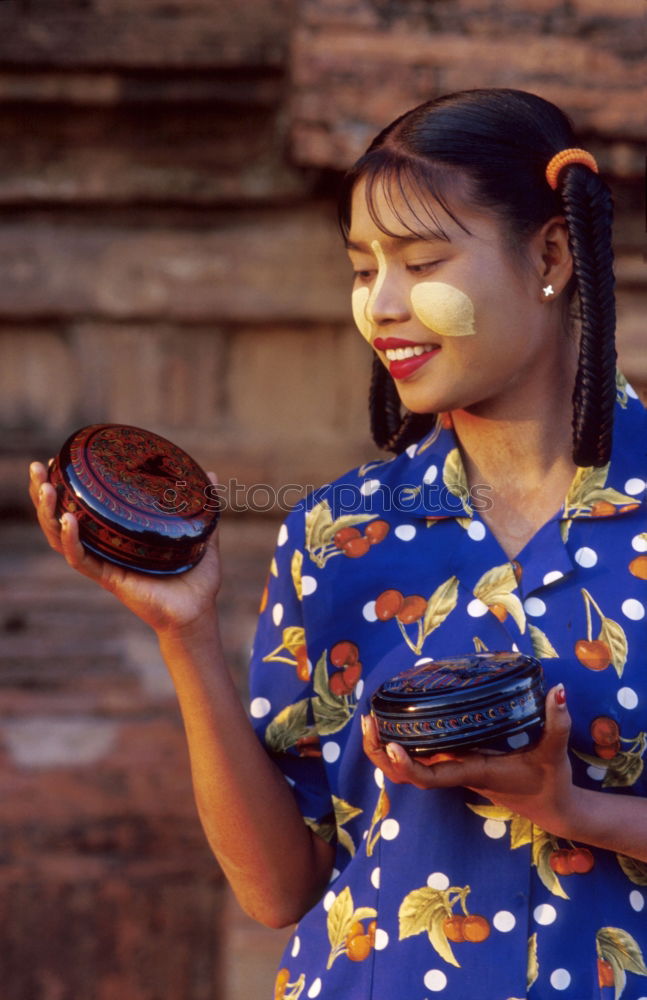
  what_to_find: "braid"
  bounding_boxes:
[559,165,616,467]
[369,356,436,453]
[369,356,402,449]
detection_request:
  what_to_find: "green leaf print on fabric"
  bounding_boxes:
[527,932,539,991]
[442,448,472,516]
[575,589,628,677]
[574,728,646,788]
[311,650,357,735]
[332,795,363,858]
[304,815,336,845]
[263,626,309,678]
[263,648,361,754]
[616,854,647,886]
[564,463,638,519]
[616,370,629,409]
[399,883,490,968]
[304,500,379,568]
[473,563,526,634]
[291,548,304,600]
[596,926,647,1000]
[422,576,460,640]
[467,804,569,899]
[528,624,559,659]
[366,785,390,858]
[265,699,312,753]
[326,887,377,969]
[374,577,459,656]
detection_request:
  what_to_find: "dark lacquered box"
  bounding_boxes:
[48,424,219,575]
[370,652,545,755]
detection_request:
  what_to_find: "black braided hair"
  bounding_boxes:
[559,166,616,467]
[338,89,617,465]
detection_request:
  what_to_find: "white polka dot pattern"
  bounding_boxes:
[550,968,571,990]
[424,969,448,992]
[249,395,647,997]
[575,546,598,568]
[534,904,557,926]
[395,524,416,541]
[467,521,486,541]
[493,910,516,933]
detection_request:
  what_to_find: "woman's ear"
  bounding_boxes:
[532,215,573,299]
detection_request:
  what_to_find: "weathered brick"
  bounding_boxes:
[290,8,645,167]
[0,873,223,1000]
[0,1,292,70]
[0,99,308,206]
[0,208,350,323]
[0,510,288,999]
[223,887,293,1000]
[0,70,284,108]
[617,290,647,387]
[69,323,227,435]
[0,329,79,436]
[615,254,647,288]
[574,0,638,15]
[227,325,370,444]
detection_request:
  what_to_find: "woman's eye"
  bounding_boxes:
[353,269,376,282]
[407,261,442,275]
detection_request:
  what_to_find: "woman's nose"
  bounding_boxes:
[367,267,411,326]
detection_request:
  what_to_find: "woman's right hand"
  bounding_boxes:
[28,461,222,637]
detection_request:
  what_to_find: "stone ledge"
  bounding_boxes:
[0,2,292,70]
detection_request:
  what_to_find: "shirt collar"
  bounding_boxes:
[389,378,647,522]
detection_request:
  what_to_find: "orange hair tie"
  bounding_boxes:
[545,148,599,190]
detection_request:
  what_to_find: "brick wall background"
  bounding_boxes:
[0,0,644,997]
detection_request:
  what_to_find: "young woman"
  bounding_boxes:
[30,89,647,999]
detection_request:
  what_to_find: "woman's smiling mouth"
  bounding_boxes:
[373,337,440,379]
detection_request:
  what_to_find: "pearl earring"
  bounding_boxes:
[542,284,554,298]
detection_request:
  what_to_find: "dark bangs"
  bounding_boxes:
[338,147,475,245]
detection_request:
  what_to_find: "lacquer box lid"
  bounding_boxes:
[48,423,219,575]
[370,651,545,755]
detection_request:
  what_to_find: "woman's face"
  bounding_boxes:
[346,176,575,419]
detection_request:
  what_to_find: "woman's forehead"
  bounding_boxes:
[348,171,477,244]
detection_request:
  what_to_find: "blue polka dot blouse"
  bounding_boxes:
[249,376,647,1000]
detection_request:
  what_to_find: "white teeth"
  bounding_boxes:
[384,344,435,361]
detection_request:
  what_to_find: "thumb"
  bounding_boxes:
[539,683,572,758]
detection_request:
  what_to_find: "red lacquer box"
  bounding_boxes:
[48,424,219,575]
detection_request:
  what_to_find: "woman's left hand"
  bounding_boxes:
[362,684,574,832]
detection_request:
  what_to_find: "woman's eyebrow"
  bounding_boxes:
[344,233,448,252]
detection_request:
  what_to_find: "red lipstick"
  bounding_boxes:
[388,350,439,380]
[372,336,440,380]
[373,336,419,350]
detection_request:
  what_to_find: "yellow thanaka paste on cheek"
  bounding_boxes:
[350,239,387,343]
[410,281,476,337]
[351,285,372,342]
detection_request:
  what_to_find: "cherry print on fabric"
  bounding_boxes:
[249,387,647,999]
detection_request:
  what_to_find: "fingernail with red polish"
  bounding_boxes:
[555,684,566,706]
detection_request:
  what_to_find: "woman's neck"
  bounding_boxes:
[450,377,578,560]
